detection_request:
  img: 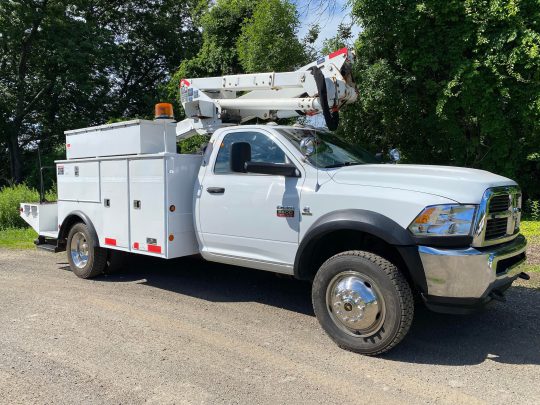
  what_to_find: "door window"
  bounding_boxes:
[214,131,287,174]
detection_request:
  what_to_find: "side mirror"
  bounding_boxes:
[388,148,401,163]
[300,136,317,156]
[245,162,299,177]
[230,142,251,172]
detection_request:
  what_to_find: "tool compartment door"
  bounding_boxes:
[101,160,129,248]
[129,158,166,256]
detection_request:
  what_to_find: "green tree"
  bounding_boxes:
[0,0,202,185]
[170,0,307,113]
[342,0,540,198]
[0,0,112,183]
[237,0,305,72]
[173,0,258,81]
[321,23,353,55]
[107,0,205,118]
[168,0,257,118]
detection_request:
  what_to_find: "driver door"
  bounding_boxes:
[197,129,304,272]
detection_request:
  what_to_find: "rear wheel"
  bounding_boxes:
[312,250,414,355]
[67,223,107,279]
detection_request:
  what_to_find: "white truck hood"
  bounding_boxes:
[329,164,517,204]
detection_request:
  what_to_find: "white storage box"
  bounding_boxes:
[65,119,176,159]
[54,153,202,259]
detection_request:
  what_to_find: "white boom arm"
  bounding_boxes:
[176,48,357,138]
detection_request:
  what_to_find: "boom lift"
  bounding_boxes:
[176,47,357,138]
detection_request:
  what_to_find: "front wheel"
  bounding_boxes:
[67,223,107,279]
[312,250,414,355]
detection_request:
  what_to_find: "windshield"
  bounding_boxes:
[277,128,379,168]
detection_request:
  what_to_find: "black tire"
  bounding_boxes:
[312,250,414,355]
[66,222,107,279]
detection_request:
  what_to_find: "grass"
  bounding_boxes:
[520,221,540,273]
[522,265,540,273]
[521,221,540,241]
[0,227,38,249]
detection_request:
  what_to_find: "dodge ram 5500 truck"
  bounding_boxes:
[21,49,529,355]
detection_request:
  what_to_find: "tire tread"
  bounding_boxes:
[318,250,414,355]
[67,223,107,279]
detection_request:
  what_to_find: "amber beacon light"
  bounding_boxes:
[155,102,174,119]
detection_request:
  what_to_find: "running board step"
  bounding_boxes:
[36,244,58,252]
[35,237,62,253]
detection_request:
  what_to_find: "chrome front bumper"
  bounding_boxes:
[419,234,527,299]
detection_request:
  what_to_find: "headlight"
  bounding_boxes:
[408,205,476,237]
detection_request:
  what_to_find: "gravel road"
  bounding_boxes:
[0,248,539,405]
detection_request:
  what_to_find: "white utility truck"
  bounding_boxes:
[21,48,529,355]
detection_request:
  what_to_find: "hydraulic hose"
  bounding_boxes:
[309,66,339,131]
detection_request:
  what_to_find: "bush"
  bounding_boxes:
[0,184,40,230]
[45,182,57,202]
[177,135,210,154]
[0,184,58,230]
[524,199,540,221]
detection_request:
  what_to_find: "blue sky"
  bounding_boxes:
[292,0,361,51]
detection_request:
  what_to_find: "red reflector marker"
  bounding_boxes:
[104,238,116,246]
[329,47,348,59]
[133,242,139,249]
[148,245,161,254]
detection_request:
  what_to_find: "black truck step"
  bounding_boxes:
[34,237,62,253]
[36,243,58,252]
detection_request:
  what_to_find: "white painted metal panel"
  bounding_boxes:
[20,203,58,236]
[197,129,304,270]
[57,200,104,247]
[191,71,309,91]
[129,158,166,256]
[65,120,176,159]
[165,154,202,258]
[100,160,129,248]
[57,161,100,202]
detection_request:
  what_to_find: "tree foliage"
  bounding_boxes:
[237,0,305,73]
[341,0,540,198]
[0,0,203,185]
[169,0,307,110]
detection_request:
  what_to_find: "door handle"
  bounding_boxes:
[206,187,225,194]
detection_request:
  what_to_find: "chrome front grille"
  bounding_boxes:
[472,186,522,247]
[488,194,510,213]
[485,217,508,240]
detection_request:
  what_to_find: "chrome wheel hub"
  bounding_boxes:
[326,271,385,337]
[70,232,89,269]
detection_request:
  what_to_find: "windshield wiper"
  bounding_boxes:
[324,162,362,168]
